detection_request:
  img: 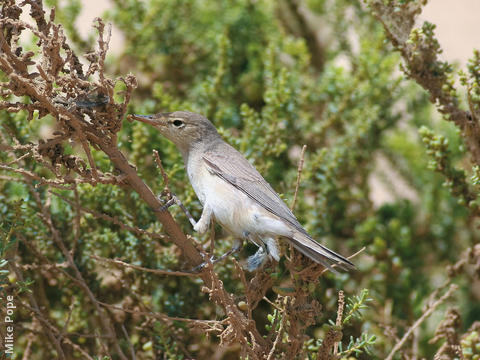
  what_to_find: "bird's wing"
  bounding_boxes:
[203,143,356,271]
[202,143,308,235]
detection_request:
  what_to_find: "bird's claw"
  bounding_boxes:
[155,192,177,212]
[190,255,215,273]
[156,198,173,212]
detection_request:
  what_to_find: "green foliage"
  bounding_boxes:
[342,289,372,324]
[419,126,479,211]
[462,330,480,360]
[337,333,377,358]
[1,0,480,359]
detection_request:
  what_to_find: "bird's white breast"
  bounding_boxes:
[186,155,288,238]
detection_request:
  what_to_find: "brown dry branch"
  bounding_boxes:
[333,290,345,356]
[153,149,170,188]
[430,308,464,360]
[317,326,342,360]
[233,259,254,320]
[200,262,269,359]
[367,0,480,165]
[266,311,286,360]
[96,298,226,339]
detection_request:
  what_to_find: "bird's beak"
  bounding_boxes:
[127,113,171,126]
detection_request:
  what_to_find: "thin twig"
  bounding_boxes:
[21,332,34,360]
[91,254,198,277]
[234,259,253,320]
[262,296,285,313]
[320,246,366,275]
[6,150,31,165]
[153,149,169,188]
[385,284,458,360]
[290,144,307,211]
[97,300,226,327]
[267,313,286,360]
[59,298,75,338]
[121,324,136,360]
[72,187,81,255]
[288,144,307,264]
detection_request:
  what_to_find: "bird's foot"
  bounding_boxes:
[245,237,280,271]
[155,191,175,212]
[155,192,197,227]
[246,247,269,272]
[156,196,175,212]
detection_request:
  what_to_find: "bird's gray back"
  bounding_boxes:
[202,141,308,236]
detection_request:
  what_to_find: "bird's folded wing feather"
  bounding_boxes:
[202,144,308,236]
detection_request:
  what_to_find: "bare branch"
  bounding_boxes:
[291,144,307,211]
[386,284,459,360]
[91,255,198,277]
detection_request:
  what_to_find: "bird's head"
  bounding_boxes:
[128,111,220,156]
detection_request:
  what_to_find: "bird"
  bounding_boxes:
[128,111,354,272]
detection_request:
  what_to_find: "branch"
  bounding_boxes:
[91,255,198,277]
[291,144,307,211]
[385,283,458,360]
[366,0,480,165]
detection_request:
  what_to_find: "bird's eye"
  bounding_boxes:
[172,119,184,128]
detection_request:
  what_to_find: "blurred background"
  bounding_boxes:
[75,0,480,65]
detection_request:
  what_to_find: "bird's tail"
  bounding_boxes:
[288,231,355,272]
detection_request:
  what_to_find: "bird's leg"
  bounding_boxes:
[212,238,243,263]
[156,192,197,227]
[193,204,212,234]
[190,238,243,272]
